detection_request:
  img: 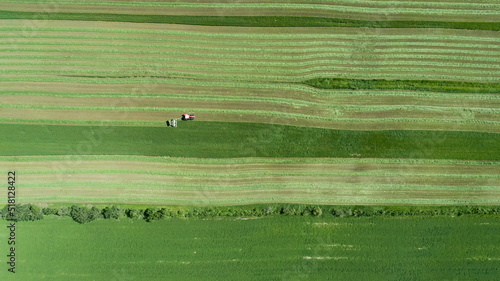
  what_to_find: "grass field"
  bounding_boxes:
[1,215,499,281]
[0,0,499,210]
[3,154,500,205]
[1,1,500,279]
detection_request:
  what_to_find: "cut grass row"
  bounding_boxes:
[18,170,500,179]
[1,123,499,160]
[3,155,500,166]
[4,72,499,83]
[1,11,499,30]
[3,34,500,46]
[3,25,500,42]
[2,102,500,126]
[2,117,500,134]
[4,57,500,72]
[13,195,500,205]
[4,98,500,113]
[2,90,500,106]
[3,95,500,122]
[4,25,499,82]
[5,0,500,9]
[18,181,500,192]
[4,47,498,64]
[4,0,500,13]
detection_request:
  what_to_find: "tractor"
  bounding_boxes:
[181,114,195,120]
[166,114,194,127]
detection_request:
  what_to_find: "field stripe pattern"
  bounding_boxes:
[0,0,499,206]
[3,156,500,205]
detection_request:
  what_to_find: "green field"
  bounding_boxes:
[1,0,500,279]
[1,10,500,30]
[2,215,499,281]
[1,123,500,160]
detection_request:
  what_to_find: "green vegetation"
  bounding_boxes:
[304,78,500,94]
[3,214,499,280]
[4,204,500,224]
[1,10,499,30]
[1,1,500,280]
[1,123,499,160]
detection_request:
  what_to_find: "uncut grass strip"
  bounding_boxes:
[337,105,500,114]
[0,118,162,126]
[0,11,499,30]
[3,123,500,160]
[303,78,500,94]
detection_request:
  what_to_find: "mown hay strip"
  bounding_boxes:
[18,169,500,179]
[3,155,499,166]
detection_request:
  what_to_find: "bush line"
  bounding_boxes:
[0,11,499,30]
[3,204,500,224]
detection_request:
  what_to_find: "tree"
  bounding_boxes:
[88,206,102,221]
[311,206,322,217]
[143,208,157,222]
[102,205,122,219]
[42,207,58,215]
[70,205,90,224]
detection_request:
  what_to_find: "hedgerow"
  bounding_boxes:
[3,204,500,224]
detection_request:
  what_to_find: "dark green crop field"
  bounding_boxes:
[1,123,499,160]
[3,215,499,281]
[1,10,499,30]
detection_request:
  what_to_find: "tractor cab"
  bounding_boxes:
[181,114,195,120]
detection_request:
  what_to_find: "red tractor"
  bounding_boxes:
[181,114,195,120]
